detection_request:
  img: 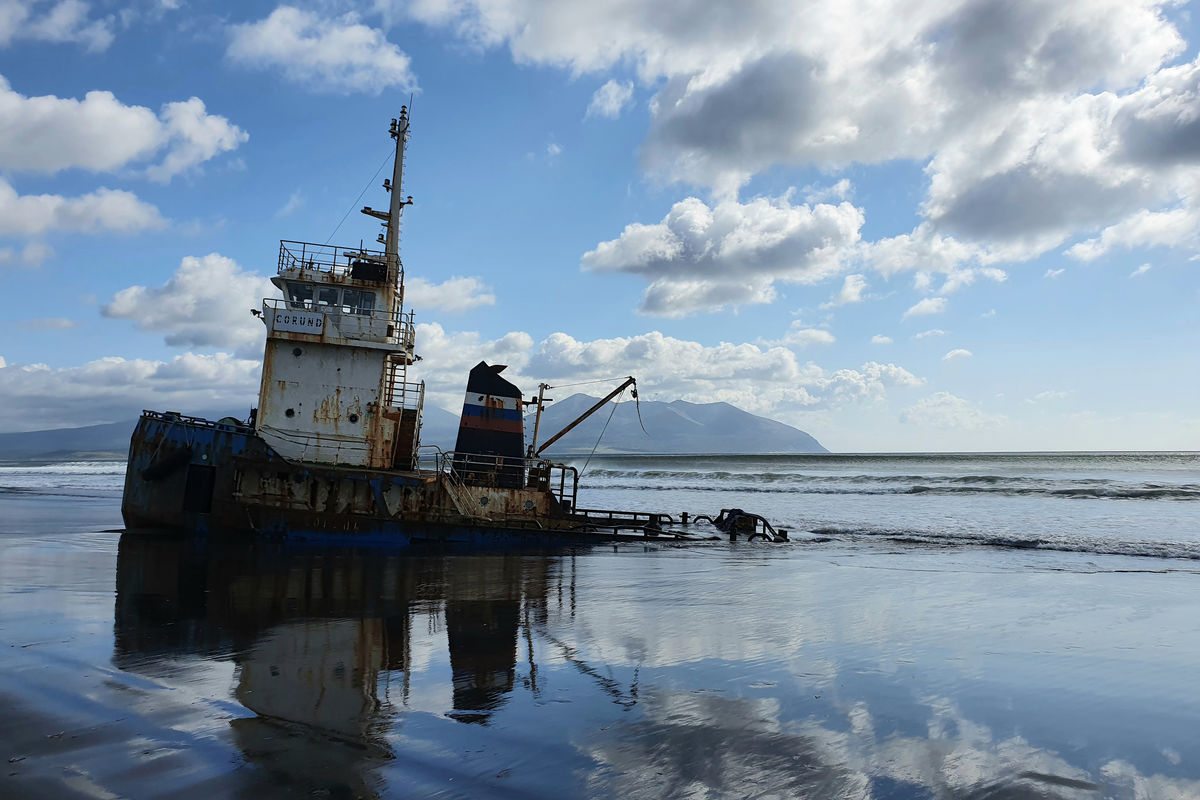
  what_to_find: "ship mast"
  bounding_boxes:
[362,107,413,312]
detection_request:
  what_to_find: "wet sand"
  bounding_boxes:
[3,491,1200,798]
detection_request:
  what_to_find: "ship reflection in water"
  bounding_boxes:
[111,534,1200,799]
[113,535,563,795]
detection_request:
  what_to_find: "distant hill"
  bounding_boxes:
[0,396,826,462]
[0,420,135,462]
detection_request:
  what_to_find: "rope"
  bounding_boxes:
[324,145,395,245]
[548,376,631,390]
[580,390,623,476]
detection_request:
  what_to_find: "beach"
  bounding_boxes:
[2,454,1199,799]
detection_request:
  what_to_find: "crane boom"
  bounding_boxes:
[534,377,636,456]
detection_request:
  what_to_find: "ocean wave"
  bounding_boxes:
[807,525,1200,561]
[584,478,1200,501]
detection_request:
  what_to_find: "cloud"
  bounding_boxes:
[0,320,925,430]
[871,335,892,345]
[0,240,54,268]
[403,0,1200,273]
[143,98,250,182]
[1130,263,1152,278]
[1044,268,1065,279]
[15,317,78,330]
[782,324,835,347]
[546,141,562,158]
[1027,389,1069,403]
[405,276,496,312]
[804,179,852,204]
[102,253,277,356]
[938,267,1006,294]
[900,391,1006,430]
[1068,207,1199,261]
[821,273,867,308]
[0,178,164,236]
[522,330,922,417]
[0,0,114,51]
[913,328,945,339]
[0,77,246,180]
[0,352,261,431]
[942,348,972,361]
[582,195,863,316]
[275,189,303,218]
[228,6,417,94]
[586,79,633,119]
[902,297,947,319]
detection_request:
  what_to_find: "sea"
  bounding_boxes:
[1,452,1199,799]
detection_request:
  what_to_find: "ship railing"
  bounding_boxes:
[385,377,424,412]
[569,508,676,532]
[417,448,579,511]
[277,240,396,280]
[262,298,416,350]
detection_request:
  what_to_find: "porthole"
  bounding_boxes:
[292,347,302,357]
[348,413,359,423]
[285,408,295,418]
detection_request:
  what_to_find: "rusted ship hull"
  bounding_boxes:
[122,411,661,548]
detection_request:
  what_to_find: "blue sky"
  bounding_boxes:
[1,0,1198,450]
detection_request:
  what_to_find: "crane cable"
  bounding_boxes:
[580,390,624,476]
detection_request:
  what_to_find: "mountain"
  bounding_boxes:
[525,393,827,455]
[0,420,136,462]
[0,397,826,462]
[0,407,247,463]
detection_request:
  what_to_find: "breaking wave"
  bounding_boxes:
[582,469,1200,501]
[805,525,1200,562]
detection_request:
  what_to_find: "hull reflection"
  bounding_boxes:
[113,533,570,793]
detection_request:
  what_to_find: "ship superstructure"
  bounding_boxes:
[119,112,787,547]
[257,110,421,470]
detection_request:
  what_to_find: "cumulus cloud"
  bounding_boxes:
[913,329,945,339]
[902,297,947,319]
[0,352,261,431]
[1067,207,1200,261]
[401,0,1200,277]
[228,6,416,94]
[0,240,54,268]
[586,79,633,119]
[102,253,277,356]
[582,195,863,316]
[521,330,922,417]
[0,178,164,236]
[0,77,246,180]
[406,276,495,312]
[411,325,922,416]
[871,334,892,344]
[0,0,114,51]
[942,348,972,361]
[821,273,867,308]
[900,391,1006,429]
[781,324,835,347]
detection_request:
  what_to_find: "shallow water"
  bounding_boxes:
[2,454,1200,799]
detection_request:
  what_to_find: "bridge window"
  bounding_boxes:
[342,289,375,315]
[316,286,339,309]
[287,282,313,309]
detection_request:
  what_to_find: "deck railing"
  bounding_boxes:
[417,447,580,511]
[262,298,416,351]
[277,240,395,279]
